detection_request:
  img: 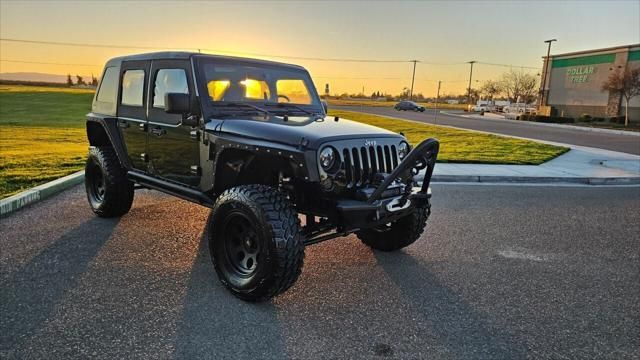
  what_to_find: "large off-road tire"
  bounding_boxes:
[84,146,134,218]
[357,205,430,252]
[208,185,305,302]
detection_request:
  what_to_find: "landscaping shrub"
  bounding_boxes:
[608,116,625,124]
[518,115,575,123]
[592,117,605,122]
[579,114,593,123]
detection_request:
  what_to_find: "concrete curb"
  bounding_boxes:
[442,111,640,137]
[0,171,84,217]
[422,174,640,185]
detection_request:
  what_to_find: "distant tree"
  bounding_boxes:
[468,89,480,104]
[499,70,539,103]
[91,74,98,87]
[480,80,502,102]
[399,87,410,100]
[66,74,73,86]
[602,67,640,127]
[76,75,86,86]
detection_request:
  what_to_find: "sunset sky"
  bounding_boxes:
[1,0,639,97]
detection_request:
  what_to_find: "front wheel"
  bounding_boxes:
[357,205,430,251]
[209,185,305,301]
[85,146,134,218]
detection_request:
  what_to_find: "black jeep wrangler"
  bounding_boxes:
[85,52,439,301]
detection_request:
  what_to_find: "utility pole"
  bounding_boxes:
[434,80,441,124]
[409,60,418,100]
[467,61,476,108]
[540,39,557,107]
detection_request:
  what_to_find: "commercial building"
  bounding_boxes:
[538,44,640,121]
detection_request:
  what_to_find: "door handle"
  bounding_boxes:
[139,123,147,132]
[151,127,166,137]
[118,120,129,129]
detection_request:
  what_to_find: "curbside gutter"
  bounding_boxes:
[0,171,84,217]
[420,174,640,185]
[442,111,640,137]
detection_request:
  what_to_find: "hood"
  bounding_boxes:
[207,115,403,149]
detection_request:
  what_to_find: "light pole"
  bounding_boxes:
[409,60,418,100]
[467,61,476,108]
[434,80,441,124]
[540,39,557,107]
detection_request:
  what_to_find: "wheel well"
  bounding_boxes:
[214,149,295,194]
[86,121,112,147]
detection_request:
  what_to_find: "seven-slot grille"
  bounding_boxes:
[340,144,400,187]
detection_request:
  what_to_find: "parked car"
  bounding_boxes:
[471,104,489,112]
[394,101,425,112]
[84,52,439,301]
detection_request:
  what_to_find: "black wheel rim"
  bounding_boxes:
[88,164,106,203]
[222,212,260,277]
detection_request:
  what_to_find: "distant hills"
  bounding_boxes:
[0,72,93,83]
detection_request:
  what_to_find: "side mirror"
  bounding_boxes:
[164,93,190,114]
[321,100,328,114]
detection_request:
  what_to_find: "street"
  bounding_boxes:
[1,184,639,359]
[333,105,640,155]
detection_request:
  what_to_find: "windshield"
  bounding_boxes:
[198,60,321,114]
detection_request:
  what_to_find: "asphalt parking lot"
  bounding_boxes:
[1,184,639,359]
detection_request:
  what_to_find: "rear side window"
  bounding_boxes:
[153,69,189,108]
[96,67,118,104]
[121,70,145,106]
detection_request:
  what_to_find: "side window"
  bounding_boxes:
[153,69,189,108]
[121,70,145,106]
[96,67,118,104]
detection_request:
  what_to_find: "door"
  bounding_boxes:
[117,61,150,170]
[146,60,200,186]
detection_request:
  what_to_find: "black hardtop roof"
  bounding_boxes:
[104,51,306,71]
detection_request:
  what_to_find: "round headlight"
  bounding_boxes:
[398,141,410,160]
[319,147,337,170]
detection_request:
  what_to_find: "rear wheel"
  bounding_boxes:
[357,205,430,251]
[85,146,134,218]
[209,185,305,301]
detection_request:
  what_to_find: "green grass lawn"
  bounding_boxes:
[329,110,568,165]
[0,85,92,198]
[0,85,568,199]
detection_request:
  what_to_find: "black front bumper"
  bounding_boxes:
[335,138,439,232]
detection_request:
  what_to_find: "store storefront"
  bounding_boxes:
[539,44,640,121]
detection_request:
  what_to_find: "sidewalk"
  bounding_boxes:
[422,145,640,185]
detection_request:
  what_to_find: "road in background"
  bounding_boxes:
[332,105,640,155]
[2,184,639,359]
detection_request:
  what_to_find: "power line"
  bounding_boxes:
[0,38,410,63]
[1,38,538,69]
[476,61,539,70]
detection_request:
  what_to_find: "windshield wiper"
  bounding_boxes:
[267,102,315,115]
[216,102,273,116]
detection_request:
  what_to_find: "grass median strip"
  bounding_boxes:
[0,85,92,198]
[328,110,569,165]
[0,126,88,198]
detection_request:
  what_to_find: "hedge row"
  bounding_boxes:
[519,114,575,123]
[519,114,627,124]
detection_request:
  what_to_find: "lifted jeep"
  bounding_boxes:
[85,52,439,301]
